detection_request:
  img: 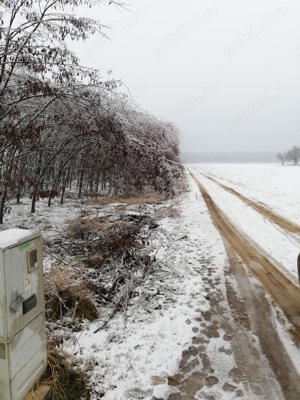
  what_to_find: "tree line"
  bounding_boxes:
[276,146,300,165]
[0,0,181,224]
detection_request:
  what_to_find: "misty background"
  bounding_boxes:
[70,0,300,156]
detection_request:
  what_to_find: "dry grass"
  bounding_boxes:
[93,190,165,207]
[66,217,105,240]
[43,341,91,400]
[44,267,98,322]
[82,186,165,207]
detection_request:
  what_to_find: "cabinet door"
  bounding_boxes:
[9,313,47,400]
[4,237,44,339]
[0,252,8,340]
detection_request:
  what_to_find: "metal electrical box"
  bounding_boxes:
[0,229,47,400]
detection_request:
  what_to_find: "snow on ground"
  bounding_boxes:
[0,195,80,237]
[2,165,300,398]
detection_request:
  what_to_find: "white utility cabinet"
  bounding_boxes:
[0,229,47,400]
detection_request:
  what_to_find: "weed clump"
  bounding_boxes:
[44,267,98,322]
[44,341,92,400]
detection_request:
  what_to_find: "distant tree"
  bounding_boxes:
[276,152,287,165]
[286,146,300,165]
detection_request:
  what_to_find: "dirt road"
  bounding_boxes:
[162,172,300,400]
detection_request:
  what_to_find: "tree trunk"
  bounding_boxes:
[47,192,52,207]
[31,192,37,213]
[61,185,66,205]
[0,191,7,224]
[78,168,84,198]
[95,172,100,193]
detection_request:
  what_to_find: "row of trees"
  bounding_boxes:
[0,1,181,223]
[276,146,300,165]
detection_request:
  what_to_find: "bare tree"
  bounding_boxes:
[276,152,287,165]
[286,146,300,165]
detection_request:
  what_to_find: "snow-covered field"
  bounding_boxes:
[2,163,300,399]
[192,163,300,226]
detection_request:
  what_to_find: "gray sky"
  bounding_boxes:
[72,0,300,153]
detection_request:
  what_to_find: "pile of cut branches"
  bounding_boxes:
[45,209,162,330]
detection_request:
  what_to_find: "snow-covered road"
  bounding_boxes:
[190,165,300,281]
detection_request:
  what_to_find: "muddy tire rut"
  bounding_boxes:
[226,249,300,400]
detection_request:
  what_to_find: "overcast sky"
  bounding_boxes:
[72,0,300,153]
